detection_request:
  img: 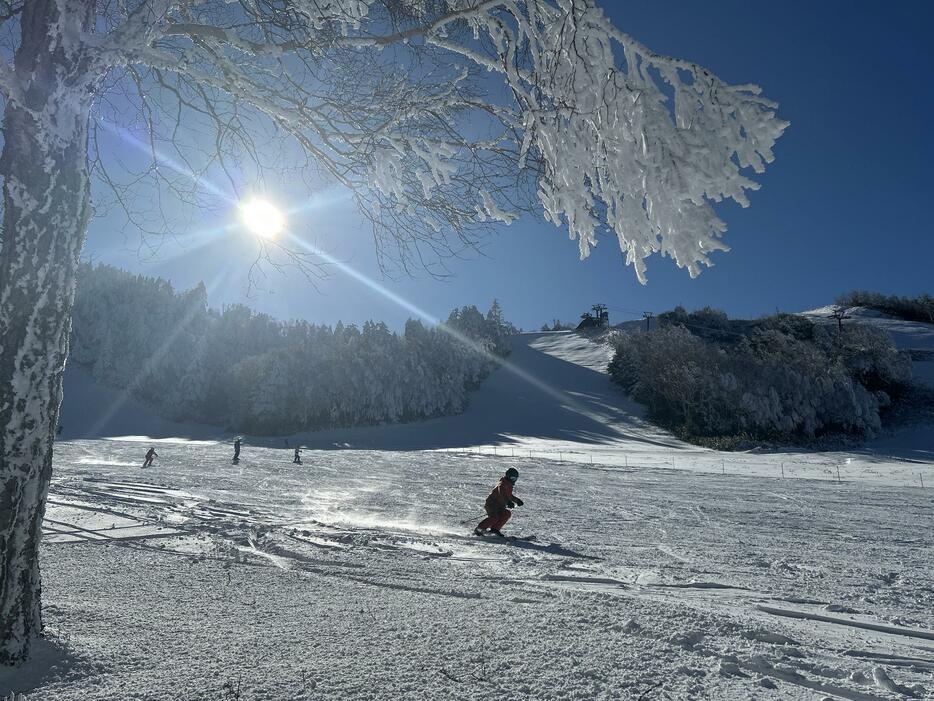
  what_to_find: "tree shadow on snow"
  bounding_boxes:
[737,422,934,464]
[58,333,688,453]
[58,366,224,442]
[0,634,97,696]
[294,333,687,451]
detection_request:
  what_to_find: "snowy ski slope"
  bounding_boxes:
[4,326,933,700]
[59,328,934,483]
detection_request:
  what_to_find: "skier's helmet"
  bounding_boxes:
[505,467,519,483]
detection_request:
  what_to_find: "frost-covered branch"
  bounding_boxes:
[94,0,176,62]
[31,0,787,279]
[422,0,788,280]
[142,1,781,279]
[0,56,17,100]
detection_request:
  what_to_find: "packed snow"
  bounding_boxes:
[4,330,933,700]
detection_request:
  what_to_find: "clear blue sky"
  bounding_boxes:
[85,1,934,331]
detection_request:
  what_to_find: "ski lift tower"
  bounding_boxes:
[829,306,851,334]
[592,304,609,327]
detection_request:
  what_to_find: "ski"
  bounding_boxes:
[474,531,537,543]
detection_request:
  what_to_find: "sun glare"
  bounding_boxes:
[239,198,285,240]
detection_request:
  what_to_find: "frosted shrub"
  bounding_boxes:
[658,305,733,342]
[837,291,934,323]
[609,312,909,443]
[823,324,911,396]
[684,307,730,332]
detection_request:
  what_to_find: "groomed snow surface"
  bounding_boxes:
[4,327,934,700]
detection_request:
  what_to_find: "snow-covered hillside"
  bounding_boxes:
[5,329,932,699]
[60,329,933,479]
[802,306,934,352]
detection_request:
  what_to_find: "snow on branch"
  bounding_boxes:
[426,0,788,281]
[0,56,19,101]
[87,0,786,280]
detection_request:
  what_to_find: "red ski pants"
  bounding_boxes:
[478,507,511,531]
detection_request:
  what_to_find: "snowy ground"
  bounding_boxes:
[5,328,934,700]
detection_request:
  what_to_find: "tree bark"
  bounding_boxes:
[0,0,95,664]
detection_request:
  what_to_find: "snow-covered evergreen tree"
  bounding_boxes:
[67,264,517,435]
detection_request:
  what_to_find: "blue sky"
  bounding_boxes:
[85,1,934,331]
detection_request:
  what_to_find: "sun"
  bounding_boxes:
[239,198,285,240]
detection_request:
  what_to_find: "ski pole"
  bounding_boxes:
[459,515,487,525]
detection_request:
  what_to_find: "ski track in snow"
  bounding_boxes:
[6,443,931,701]
[4,329,934,700]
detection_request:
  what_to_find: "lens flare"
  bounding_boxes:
[240,198,285,240]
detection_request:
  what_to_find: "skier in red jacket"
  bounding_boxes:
[474,467,523,537]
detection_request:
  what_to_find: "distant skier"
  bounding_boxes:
[233,437,241,463]
[474,467,524,538]
[142,447,158,468]
[293,447,302,465]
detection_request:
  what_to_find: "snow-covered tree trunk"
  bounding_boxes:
[0,0,95,664]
